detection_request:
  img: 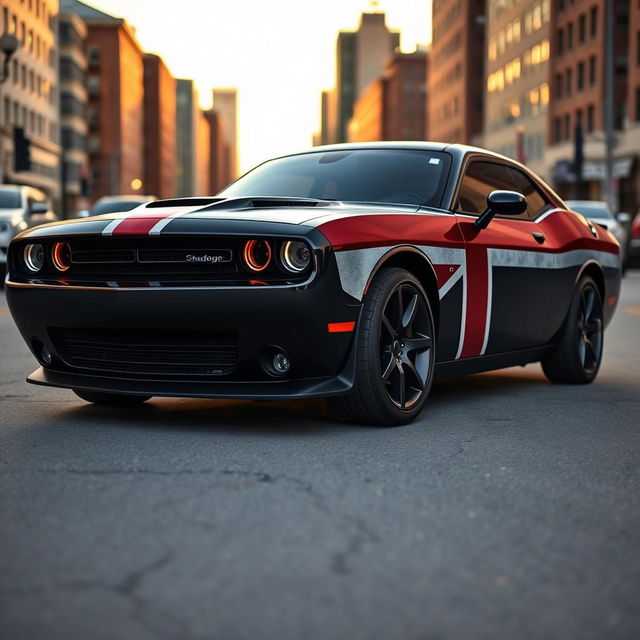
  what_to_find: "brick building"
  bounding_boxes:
[64,1,145,202]
[348,50,427,143]
[428,0,486,143]
[143,54,176,199]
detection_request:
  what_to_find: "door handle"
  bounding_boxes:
[532,232,545,244]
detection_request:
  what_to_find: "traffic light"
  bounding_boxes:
[13,126,31,172]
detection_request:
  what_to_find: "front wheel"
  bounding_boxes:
[73,390,152,406]
[336,268,436,426]
[541,275,603,384]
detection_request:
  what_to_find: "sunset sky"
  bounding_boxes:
[88,0,431,174]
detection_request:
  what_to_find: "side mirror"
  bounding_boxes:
[29,202,49,215]
[474,190,527,229]
[617,211,631,225]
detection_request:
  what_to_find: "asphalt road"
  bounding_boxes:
[1,274,640,640]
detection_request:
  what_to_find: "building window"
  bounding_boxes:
[587,104,595,132]
[557,28,564,55]
[579,14,586,43]
[576,108,583,129]
[567,22,573,50]
[577,61,584,91]
[566,68,573,96]
[636,88,640,122]
[637,32,640,65]
[564,114,571,140]
[590,6,598,38]
[589,55,597,85]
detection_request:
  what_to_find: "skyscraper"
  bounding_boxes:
[212,88,237,179]
[322,12,400,144]
[428,0,486,144]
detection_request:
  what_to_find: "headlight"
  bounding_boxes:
[23,244,45,272]
[243,239,272,272]
[52,242,71,271]
[281,240,311,273]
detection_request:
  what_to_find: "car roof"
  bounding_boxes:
[271,141,512,163]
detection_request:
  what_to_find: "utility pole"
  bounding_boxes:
[603,0,615,211]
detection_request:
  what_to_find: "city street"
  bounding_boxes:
[1,274,639,640]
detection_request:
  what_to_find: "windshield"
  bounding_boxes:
[91,200,147,215]
[0,191,21,209]
[220,149,452,208]
[567,201,614,219]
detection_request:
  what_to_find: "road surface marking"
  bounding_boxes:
[624,306,640,316]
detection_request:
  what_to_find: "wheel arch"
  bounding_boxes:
[364,246,440,331]
[577,260,605,302]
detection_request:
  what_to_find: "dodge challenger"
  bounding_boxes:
[5,143,621,425]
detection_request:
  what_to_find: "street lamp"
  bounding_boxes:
[0,31,19,84]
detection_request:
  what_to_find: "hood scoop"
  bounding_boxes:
[145,196,335,213]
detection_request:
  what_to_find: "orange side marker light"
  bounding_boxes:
[328,321,356,333]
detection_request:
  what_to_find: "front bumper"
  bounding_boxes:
[6,252,362,399]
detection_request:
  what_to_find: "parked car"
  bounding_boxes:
[5,143,621,425]
[83,194,157,217]
[629,211,640,267]
[0,185,57,273]
[565,200,631,272]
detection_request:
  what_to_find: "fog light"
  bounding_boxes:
[41,346,52,366]
[272,352,290,374]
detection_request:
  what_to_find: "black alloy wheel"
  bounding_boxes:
[379,282,433,410]
[541,275,604,384]
[336,268,436,425]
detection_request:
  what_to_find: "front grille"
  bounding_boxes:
[51,328,238,377]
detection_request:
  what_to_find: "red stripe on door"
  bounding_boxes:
[459,246,489,358]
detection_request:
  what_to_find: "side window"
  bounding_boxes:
[455,161,518,215]
[509,168,551,220]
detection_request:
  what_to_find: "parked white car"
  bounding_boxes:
[81,194,157,217]
[565,200,631,271]
[0,185,57,270]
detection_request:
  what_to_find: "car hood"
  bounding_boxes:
[13,198,427,239]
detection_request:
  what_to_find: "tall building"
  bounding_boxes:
[195,108,210,196]
[348,49,428,143]
[143,53,176,199]
[175,78,198,197]
[546,0,630,202]
[322,12,400,144]
[63,0,145,201]
[205,107,232,194]
[212,88,238,179]
[428,0,486,144]
[58,9,88,217]
[483,0,550,177]
[1,0,61,205]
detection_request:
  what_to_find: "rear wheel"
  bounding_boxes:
[336,268,435,426]
[541,275,603,384]
[73,390,152,406]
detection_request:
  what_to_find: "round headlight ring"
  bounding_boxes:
[23,244,45,272]
[281,240,311,273]
[243,239,272,272]
[52,242,71,271]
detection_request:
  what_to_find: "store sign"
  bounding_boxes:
[553,157,634,183]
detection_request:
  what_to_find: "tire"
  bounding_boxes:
[336,268,436,426]
[541,275,603,384]
[73,390,152,406]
